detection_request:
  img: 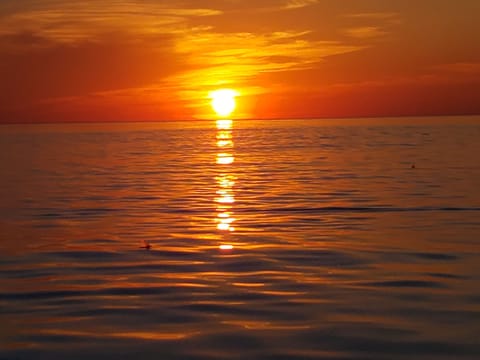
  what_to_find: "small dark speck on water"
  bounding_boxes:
[140,240,151,250]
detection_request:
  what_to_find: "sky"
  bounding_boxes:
[0,0,479,122]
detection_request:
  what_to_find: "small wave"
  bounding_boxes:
[359,280,446,289]
[270,206,480,214]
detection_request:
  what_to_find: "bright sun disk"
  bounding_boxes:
[210,89,238,117]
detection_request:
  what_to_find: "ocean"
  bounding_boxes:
[1,116,480,359]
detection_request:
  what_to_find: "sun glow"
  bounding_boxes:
[210,89,238,117]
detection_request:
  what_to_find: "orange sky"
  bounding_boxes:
[1,0,479,122]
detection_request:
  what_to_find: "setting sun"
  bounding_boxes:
[210,89,238,117]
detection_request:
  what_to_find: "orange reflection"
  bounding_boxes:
[217,139,233,148]
[215,119,236,234]
[216,119,233,130]
[216,131,232,140]
[216,153,234,165]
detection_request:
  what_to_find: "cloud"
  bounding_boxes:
[434,62,480,74]
[35,27,365,119]
[284,0,318,10]
[344,12,401,24]
[0,30,53,53]
[342,12,401,40]
[343,26,388,39]
[0,31,186,113]
[0,0,222,46]
[168,28,364,106]
[229,0,318,13]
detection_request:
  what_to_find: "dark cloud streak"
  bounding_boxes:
[0,33,184,107]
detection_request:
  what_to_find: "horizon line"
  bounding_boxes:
[1,112,479,126]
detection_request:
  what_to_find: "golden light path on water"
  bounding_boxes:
[215,119,236,250]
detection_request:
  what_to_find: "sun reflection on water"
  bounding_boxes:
[216,119,233,130]
[215,119,236,235]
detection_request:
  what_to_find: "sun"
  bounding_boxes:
[210,89,238,117]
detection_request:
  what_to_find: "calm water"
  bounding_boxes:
[1,116,480,359]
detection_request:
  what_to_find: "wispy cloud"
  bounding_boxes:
[344,12,402,24]
[434,62,480,74]
[284,0,318,10]
[40,28,365,118]
[342,12,401,40]
[169,29,363,106]
[343,26,388,39]
[0,1,221,46]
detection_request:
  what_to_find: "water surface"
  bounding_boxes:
[1,116,480,359]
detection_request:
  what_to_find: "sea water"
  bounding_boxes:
[1,116,480,359]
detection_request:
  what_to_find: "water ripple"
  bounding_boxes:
[1,118,480,359]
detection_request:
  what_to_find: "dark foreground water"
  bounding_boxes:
[1,116,480,359]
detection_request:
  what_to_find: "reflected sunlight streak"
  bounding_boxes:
[215,119,236,234]
[216,119,233,129]
[216,154,234,165]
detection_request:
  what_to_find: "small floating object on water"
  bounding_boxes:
[219,244,233,251]
[140,240,152,250]
[411,163,416,169]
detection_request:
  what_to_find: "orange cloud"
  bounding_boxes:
[343,26,388,39]
[0,1,221,47]
[168,29,364,116]
[434,62,480,74]
[283,0,319,10]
